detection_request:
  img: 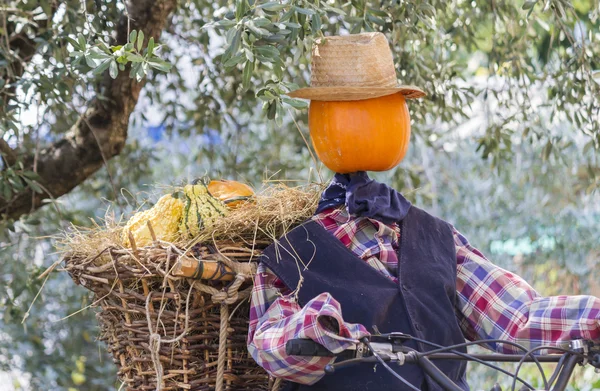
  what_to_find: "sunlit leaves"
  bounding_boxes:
[203,0,338,120]
[281,96,308,109]
[67,31,171,82]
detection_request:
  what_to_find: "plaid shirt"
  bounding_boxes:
[247,207,600,385]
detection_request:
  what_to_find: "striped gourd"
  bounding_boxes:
[178,182,227,238]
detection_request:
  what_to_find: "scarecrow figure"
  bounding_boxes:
[247,33,600,390]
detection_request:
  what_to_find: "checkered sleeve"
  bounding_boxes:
[454,228,600,354]
[247,263,370,385]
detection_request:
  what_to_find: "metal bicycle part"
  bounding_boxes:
[286,337,600,391]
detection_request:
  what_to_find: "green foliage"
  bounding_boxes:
[67,30,172,82]
[151,0,598,180]
[1,0,599,390]
[6,0,595,176]
[0,162,44,206]
[0,138,157,390]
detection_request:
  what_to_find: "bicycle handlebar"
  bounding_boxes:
[286,338,336,357]
[284,337,600,391]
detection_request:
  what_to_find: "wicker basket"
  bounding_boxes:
[64,237,277,391]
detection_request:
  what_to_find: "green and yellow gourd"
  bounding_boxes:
[178,181,227,238]
[122,193,185,247]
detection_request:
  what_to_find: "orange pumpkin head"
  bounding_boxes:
[207,180,254,208]
[308,93,411,173]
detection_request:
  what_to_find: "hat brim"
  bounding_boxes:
[286,85,426,101]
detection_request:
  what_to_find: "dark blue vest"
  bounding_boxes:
[260,206,468,391]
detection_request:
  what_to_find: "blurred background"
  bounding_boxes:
[1,0,599,389]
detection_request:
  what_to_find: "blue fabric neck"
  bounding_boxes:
[315,172,412,224]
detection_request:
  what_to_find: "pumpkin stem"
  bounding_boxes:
[191,176,211,186]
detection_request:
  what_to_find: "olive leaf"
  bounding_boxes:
[242,60,254,90]
[67,29,170,80]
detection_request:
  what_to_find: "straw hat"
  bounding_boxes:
[287,32,425,101]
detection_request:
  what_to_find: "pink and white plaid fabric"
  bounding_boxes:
[247,207,600,385]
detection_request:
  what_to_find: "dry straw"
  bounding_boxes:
[58,183,322,391]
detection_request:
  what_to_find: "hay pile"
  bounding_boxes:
[60,184,322,391]
[60,184,322,259]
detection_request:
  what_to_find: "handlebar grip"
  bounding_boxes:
[286,339,335,357]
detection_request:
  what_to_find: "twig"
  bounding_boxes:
[81,114,121,203]
[37,258,63,280]
[27,180,65,219]
[21,268,51,324]
[123,1,133,38]
[30,104,41,213]
[288,108,323,183]
[53,278,119,322]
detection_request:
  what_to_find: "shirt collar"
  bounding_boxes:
[315,172,412,224]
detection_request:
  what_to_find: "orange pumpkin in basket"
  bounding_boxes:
[308,93,411,174]
[208,179,254,208]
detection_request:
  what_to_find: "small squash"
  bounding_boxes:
[207,180,254,208]
[308,93,411,173]
[121,193,185,247]
[178,182,227,238]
